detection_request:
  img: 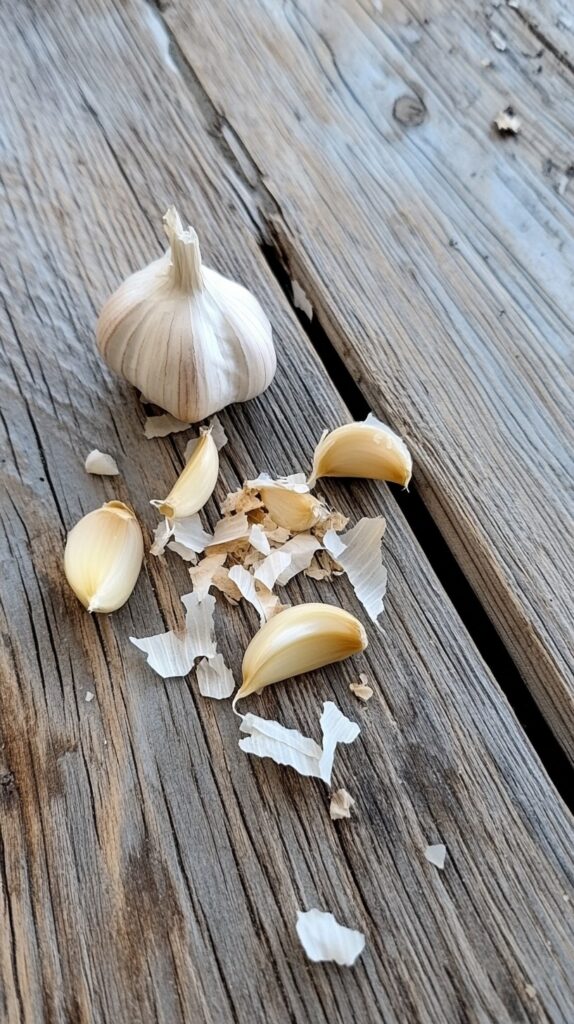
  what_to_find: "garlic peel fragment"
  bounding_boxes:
[239,700,359,785]
[196,654,235,699]
[324,517,387,622]
[144,413,191,439]
[236,603,368,704]
[130,592,216,677]
[97,206,276,422]
[152,429,219,519]
[425,844,447,870]
[296,909,365,966]
[84,449,119,476]
[330,788,355,820]
[64,501,143,613]
[308,414,412,488]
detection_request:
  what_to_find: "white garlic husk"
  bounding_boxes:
[96,207,276,422]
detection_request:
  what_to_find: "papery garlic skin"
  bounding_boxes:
[151,430,219,519]
[236,603,368,703]
[64,501,144,613]
[308,417,412,488]
[96,207,276,422]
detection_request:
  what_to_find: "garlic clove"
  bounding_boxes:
[308,415,412,488]
[259,485,326,532]
[64,501,144,613]
[235,603,368,704]
[151,429,219,519]
[96,207,276,423]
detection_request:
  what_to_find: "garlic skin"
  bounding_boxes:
[96,207,276,422]
[308,416,412,488]
[151,429,219,519]
[236,603,368,703]
[64,501,144,613]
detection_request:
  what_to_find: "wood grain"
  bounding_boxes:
[158,0,574,761]
[1,1,573,1022]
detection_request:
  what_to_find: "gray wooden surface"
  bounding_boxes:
[159,0,574,761]
[1,2,573,1023]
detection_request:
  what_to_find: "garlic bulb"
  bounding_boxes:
[64,501,144,613]
[96,207,276,422]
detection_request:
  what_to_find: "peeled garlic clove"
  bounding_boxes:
[308,416,412,488]
[151,429,219,519]
[64,501,144,613]
[258,485,325,532]
[235,603,367,704]
[96,207,276,422]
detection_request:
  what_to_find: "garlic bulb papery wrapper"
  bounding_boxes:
[151,429,219,519]
[64,501,144,613]
[96,207,276,422]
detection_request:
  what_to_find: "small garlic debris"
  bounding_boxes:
[84,449,119,476]
[296,909,365,966]
[269,534,322,586]
[291,279,313,319]
[97,206,276,422]
[196,654,235,699]
[324,517,387,621]
[239,701,360,785]
[130,592,216,677]
[494,107,521,135]
[151,513,213,559]
[188,552,229,599]
[144,413,191,439]
[64,501,144,613]
[489,28,507,51]
[85,691,95,702]
[248,523,271,555]
[151,429,219,519]
[350,674,374,702]
[208,415,228,451]
[308,414,412,488]
[425,844,447,870]
[235,603,368,705]
[330,789,355,820]
[227,565,288,623]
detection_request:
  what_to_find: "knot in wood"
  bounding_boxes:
[393,94,427,127]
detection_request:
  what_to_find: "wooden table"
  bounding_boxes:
[1,1,573,1021]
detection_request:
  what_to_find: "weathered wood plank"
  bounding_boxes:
[159,0,574,760]
[1,2,573,1022]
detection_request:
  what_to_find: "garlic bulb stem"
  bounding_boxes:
[164,208,203,293]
